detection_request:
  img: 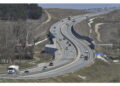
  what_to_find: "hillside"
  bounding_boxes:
[75,10,120,58]
[47,8,88,21]
[91,10,120,57]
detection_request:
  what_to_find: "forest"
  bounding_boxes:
[0,4,42,20]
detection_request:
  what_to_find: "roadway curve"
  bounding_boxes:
[0,11,109,79]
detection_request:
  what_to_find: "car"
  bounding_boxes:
[43,66,47,70]
[49,62,54,66]
[24,70,29,74]
[72,19,76,22]
[85,50,88,53]
[84,56,88,60]
[68,44,71,46]
[80,54,84,58]
[68,16,71,20]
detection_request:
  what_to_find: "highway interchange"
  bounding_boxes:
[0,11,110,79]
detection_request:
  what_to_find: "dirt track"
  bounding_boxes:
[94,23,104,42]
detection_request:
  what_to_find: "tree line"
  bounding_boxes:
[0,4,42,20]
[0,21,35,64]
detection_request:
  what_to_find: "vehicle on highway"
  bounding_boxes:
[43,66,47,70]
[72,19,76,22]
[49,62,54,66]
[68,16,71,20]
[68,43,71,46]
[85,50,88,53]
[84,56,88,60]
[24,70,29,74]
[8,65,19,74]
[80,54,84,58]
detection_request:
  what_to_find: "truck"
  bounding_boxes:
[8,65,19,74]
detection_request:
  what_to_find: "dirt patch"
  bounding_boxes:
[94,23,104,42]
[75,20,90,37]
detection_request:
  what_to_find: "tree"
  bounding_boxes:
[0,4,43,20]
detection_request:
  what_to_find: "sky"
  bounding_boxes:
[39,4,120,9]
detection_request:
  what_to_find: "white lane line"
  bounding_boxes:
[35,38,48,46]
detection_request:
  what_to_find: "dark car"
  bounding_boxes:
[84,56,88,60]
[66,41,69,44]
[72,19,76,22]
[69,44,71,46]
[24,70,29,74]
[43,66,47,70]
[49,62,54,66]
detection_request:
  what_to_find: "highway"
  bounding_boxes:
[0,11,110,79]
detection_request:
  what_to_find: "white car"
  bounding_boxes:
[85,50,88,53]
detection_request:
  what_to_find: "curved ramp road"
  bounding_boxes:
[0,11,110,79]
